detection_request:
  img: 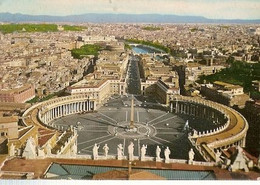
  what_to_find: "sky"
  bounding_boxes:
[0,0,260,19]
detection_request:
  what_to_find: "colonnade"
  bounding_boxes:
[170,100,226,125]
[169,96,248,162]
[39,99,95,125]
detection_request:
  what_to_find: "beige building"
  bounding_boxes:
[201,81,250,108]
[0,116,19,139]
[156,80,180,105]
[141,77,180,105]
[67,77,126,105]
[139,54,180,105]
[185,64,225,85]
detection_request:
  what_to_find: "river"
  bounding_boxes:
[132,44,165,54]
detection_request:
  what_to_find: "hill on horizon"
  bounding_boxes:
[0,12,260,24]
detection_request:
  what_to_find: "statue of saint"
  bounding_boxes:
[141,144,147,159]
[156,145,161,159]
[9,143,15,156]
[230,146,249,172]
[117,143,124,158]
[215,150,222,163]
[183,120,189,131]
[128,142,134,161]
[164,146,171,161]
[103,144,109,158]
[189,148,195,163]
[93,143,100,160]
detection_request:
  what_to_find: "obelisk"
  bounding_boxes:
[130,95,135,129]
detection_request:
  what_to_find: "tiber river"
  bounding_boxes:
[131,44,165,54]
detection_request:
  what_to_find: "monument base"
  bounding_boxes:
[125,126,137,133]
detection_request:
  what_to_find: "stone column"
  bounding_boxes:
[51,109,53,120]
[54,107,56,118]
[69,103,72,114]
[70,103,73,113]
[78,102,81,112]
[83,101,86,111]
[86,101,88,111]
[80,102,83,112]
[61,105,64,116]
[55,107,58,118]
[44,114,46,123]
[52,108,55,120]
[58,106,60,117]
[89,101,92,110]
[57,106,60,117]
[76,102,78,113]
[74,103,77,113]
[48,111,50,122]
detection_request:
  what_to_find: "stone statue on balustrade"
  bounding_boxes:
[193,129,198,137]
[141,144,147,161]
[156,145,161,161]
[128,142,134,161]
[45,142,52,156]
[103,144,109,158]
[37,147,45,158]
[117,143,124,160]
[188,148,195,164]
[164,146,171,163]
[9,143,15,156]
[93,143,100,160]
[183,120,189,131]
[22,137,37,159]
[215,150,222,165]
[229,146,249,172]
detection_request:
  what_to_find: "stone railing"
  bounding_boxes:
[189,118,230,139]
[46,153,215,167]
[53,129,77,156]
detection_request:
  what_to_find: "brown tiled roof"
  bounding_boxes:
[38,128,56,147]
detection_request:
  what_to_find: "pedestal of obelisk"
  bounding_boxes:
[127,95,137,132]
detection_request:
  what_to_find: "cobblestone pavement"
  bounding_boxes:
[52,95,206,160]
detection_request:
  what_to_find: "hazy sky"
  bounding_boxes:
[0,0,259,19]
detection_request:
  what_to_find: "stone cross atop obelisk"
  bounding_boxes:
[130,95,135,129]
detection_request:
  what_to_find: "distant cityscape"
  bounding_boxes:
[0,18,260,180]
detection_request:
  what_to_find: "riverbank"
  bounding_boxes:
[126,39,170,54]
